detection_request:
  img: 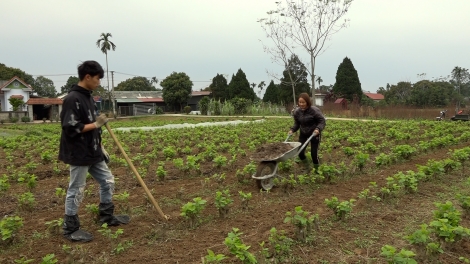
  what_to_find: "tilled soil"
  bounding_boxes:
[250,142,294,161]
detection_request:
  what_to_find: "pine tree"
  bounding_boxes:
[209,74,228,101]
[227,69,256,101]
[262,80,280,103]
[332,57,362,102]
[278,55,310,105]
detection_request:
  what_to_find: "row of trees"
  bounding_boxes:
[377,67,470,108]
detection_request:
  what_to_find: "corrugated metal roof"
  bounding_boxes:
[364,93,384,100]
[116,98,143,103]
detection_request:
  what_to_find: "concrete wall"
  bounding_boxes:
[0,111,28,121]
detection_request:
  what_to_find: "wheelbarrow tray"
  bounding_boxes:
[259,142,302,162]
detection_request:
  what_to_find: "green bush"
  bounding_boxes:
[184,106,192,114]
[21,116,31,123]
[154,107,164,115]
[9,117,19,123]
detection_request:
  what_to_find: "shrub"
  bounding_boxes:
[21,116,31,123]
[9,117,19,123]
[184,106,192,114]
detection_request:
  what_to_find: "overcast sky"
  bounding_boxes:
[1,0,469,96]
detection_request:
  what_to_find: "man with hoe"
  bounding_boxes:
[59,60,129,242]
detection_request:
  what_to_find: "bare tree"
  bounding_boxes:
[268,0,353,104]
[258,10,307,108]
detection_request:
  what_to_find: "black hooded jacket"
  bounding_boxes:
[291,106,326,135]
[58,85,104,166]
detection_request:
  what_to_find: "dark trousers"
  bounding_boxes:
[298,132,321,165]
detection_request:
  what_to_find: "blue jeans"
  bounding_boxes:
[65,161,115,216]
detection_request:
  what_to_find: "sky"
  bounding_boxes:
[1,0,469,96]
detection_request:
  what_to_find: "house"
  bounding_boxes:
[110,90,212,116]
[314,93,327,107]
[334,98,348,109]
[0,76,33,111]
[364,92,384,102]
[26,96,63,121]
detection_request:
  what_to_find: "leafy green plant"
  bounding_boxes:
[181,197,207,228]
[238,191,252,210]
[380,245,417,264]
[13,256,34,264]
[259,227,294,262]
[353,152,369,172]
[284,206,319,242]
[224,228,257,264]
[213,155,228,168]
[98,223,125,254]
[18,192,35,211]
[45,218,64,235]
[215,189,233,218]
[203,249,227,263]
[316,163,339,182]
[0,174,10,193]
[40,253,58,264]
[85,203,100,223]
[114,191,130,214]
[392,145,416,160]
[54,187,66,201]
[325,197,355,220]
[1,216,23,245]
[156,164,167,181]
[456,194,470,214]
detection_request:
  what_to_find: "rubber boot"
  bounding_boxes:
[99,202,130,226]
[313,164,320,174]
[63,214,93,242]
[301,159,312,173]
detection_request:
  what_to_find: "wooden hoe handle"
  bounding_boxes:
[105,123,168,221]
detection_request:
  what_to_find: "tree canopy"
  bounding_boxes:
[209,74,228,101]
[161,72,193,112]
[227,69,256,101]
[33,76,57,97]
[332,57,362,103]
[278,54,310,105]
[262,80,280,104]
[0,63,35,85]
[60,76,79,95]
[115,76,157,91]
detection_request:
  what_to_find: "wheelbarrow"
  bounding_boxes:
[251,132,318,191]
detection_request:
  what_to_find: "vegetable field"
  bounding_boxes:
[1,116,470,263]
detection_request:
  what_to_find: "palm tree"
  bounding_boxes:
[316,76,323,92]
[96,33,116,115]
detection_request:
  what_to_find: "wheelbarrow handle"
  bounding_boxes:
[297,132,318,154]
[285,133,293,142]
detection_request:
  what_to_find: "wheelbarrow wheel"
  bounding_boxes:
[255,161,277,191]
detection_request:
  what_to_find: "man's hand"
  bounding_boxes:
[288,130,293,135]
[101,145,110,164]
[313,129,320,135]
[93,114,108,128]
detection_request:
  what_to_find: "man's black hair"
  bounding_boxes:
[77,61,105,80]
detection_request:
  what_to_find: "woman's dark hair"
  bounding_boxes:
[298,93,312,108]
[78,61,104,80]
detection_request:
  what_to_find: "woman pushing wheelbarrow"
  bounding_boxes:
[288,93,326,173]
[251,93,326,191]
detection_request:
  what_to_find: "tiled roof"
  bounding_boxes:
[364,93,384,100]
[192,91,211,96]
[26,98,63,105]
[0,76,33,90]
[10,95,24,99]
[334,98,346,103]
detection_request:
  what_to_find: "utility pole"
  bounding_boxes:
[111,71,116,118]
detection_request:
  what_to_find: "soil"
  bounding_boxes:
[1,118,470,264]
[250,143,294,161]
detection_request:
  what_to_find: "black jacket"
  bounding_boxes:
[291,106,326,135]
[58,85,104,166]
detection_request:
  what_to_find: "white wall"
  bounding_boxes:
[3,89,30,111]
